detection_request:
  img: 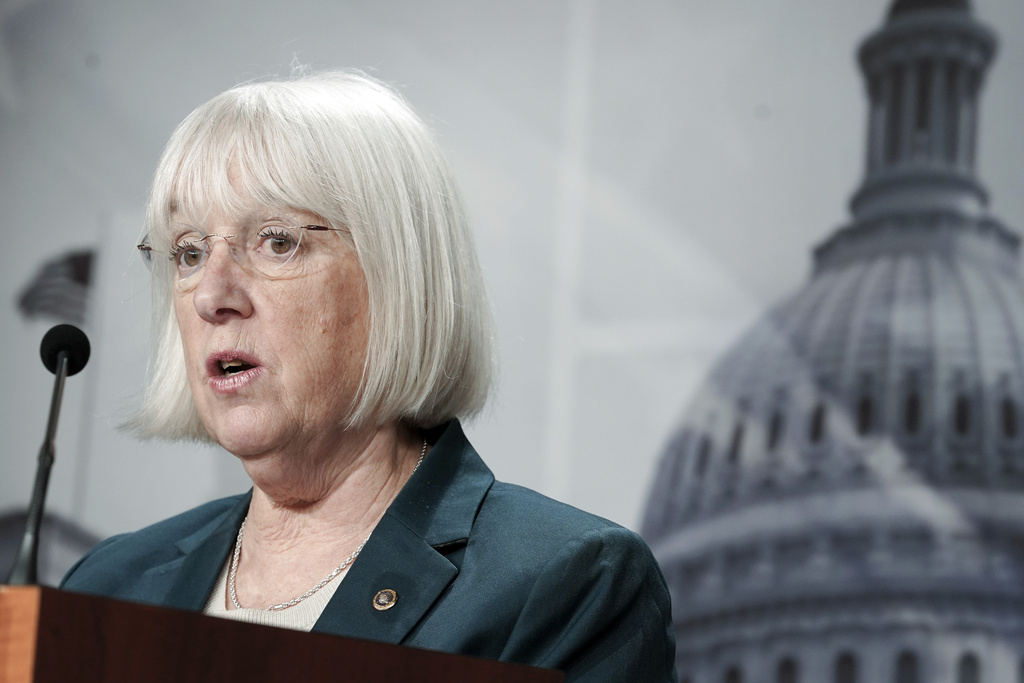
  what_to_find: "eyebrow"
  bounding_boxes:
[169,206,323,234]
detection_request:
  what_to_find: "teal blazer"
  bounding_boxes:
[61,421,677,682]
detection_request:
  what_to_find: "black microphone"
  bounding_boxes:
[5,324,91,585]
[40,324,91,377]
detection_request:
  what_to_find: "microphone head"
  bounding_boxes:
[40,324,91,376]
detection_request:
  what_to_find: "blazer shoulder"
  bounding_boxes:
[482,480,627,540]
[61,493,247,594]
[467,482,676,680]
[474,481,664,580]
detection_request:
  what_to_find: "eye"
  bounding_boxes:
[170,240,205,270]
[257,227,300,258]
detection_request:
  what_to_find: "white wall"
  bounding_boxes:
[1,0,1022,539]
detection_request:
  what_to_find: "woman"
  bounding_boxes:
[61,71,677,681]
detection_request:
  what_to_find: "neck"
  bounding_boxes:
[227,421,426,610]
[243,422,423,542]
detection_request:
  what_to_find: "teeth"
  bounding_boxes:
[219,359,253,375]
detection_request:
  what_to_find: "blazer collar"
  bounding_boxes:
[162,492,251,611]
[157,419,493,645]
[312,419,494,642]
[380,418,494,546]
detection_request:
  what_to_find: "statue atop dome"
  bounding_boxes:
[888,0,971,20]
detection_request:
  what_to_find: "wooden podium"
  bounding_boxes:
[0,586,563,682]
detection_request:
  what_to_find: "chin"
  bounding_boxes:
[217,436,273,459]
[204,414,285,459]
[201,405,282,454]
[214,426,284,457]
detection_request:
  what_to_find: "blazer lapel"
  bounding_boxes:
[310,514,458,641]
[162,492,251,611]
[312,420,494,644]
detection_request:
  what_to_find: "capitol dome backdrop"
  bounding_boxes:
[644,1,1024,681]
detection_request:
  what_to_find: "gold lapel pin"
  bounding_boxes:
[373,589,398,611]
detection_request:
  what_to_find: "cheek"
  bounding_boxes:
[305,289,369,373]
[310,271,369,340]
[174,297,200,355]
[305,307,365,359]
[174,301,208,388]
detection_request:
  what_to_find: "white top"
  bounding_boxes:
[202,556,348,632]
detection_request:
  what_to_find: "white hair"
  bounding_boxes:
[128,71,494,440]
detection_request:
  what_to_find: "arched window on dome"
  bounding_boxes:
[727,420,744,465]
[1002,396,1018,440]
[777,657,799,683]
[724,665,743,683]
[954,393,972,436]
[767,409,785,453]
[895,650,919,683]
[958,653,980,683]
[835,651,857,683]
[809,403,827,444]
[857,394,874,436]
[904,388,922,435]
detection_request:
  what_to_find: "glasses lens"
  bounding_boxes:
[137,235,154,271]
[251,225,304,275]
[171,233,210,283]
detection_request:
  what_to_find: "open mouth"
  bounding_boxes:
[206,352,262,392]
[219,359,256,376]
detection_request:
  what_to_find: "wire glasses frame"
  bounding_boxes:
[137,224,342,283]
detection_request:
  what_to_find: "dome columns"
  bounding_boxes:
[851,9,996,221]
[865,51,977,173]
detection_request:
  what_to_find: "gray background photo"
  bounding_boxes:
[1,0,1022,582]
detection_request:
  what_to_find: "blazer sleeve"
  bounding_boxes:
[499,525,678,682]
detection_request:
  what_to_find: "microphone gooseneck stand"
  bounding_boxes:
[6,352,70,585]
[5,324,91,585]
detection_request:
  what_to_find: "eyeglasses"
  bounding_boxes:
[137,224,344,288]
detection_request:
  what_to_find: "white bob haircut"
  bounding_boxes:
[130,70,494,441]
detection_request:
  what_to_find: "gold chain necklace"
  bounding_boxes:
[228,439,428,611]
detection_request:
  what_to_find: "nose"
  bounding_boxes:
[191,240,254,323]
